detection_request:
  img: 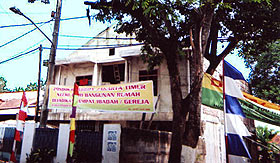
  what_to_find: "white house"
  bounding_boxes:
[47,26,226,162]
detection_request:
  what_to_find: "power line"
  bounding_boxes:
[0,27,37,48]
[58,43,141,47]
[59,34,137,40]
[0,47,39,64]
[43,43,144,50]
[59,34,229,41]
[7,38,46,60]
[0,43,143,65]
[0,15,93,29]
[0,20,51,48]
[60,15,89,21]
[0,19,53,29]
[0,11,49,15]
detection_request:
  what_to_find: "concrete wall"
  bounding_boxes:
[51,54,190,120]
[130,57,173,113]
[102,124,121,163]
[56,62,94,86]
[120,128,171,163]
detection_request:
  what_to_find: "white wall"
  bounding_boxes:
[53,26,193,116]
[102,124,121,163]
[201,105,226,163]
[20,122,36,163]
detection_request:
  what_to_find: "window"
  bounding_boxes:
[76,75,92,86]
[139,70,158,96]
[63,78,67,85]
[109,48,115,56]
[102,64,125,84]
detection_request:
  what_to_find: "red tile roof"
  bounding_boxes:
[0,91,41,110]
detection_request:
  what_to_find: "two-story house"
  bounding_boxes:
[47,26,226,162]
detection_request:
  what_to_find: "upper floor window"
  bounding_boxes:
[76,75,92,86]
[139,69,158,96]
[109,48,115,56]
[102,64,125,84]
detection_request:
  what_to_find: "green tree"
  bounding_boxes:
[256,126,280,162]
[205,0,280,74]
[0,77,11,92]
[243,41,280,104]
[84,0,280,162]
[25,82,39,91]
[0,77,45,93]
[13,81,45,92]
[13,87,25,92]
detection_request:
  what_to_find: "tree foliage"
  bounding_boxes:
[256,126,280,162]
[243,41,280,104]
[204,0,280,74]
[0,76,45,93]
[84,0,280,162]
[13,81,45,92]
[0,77,11,93]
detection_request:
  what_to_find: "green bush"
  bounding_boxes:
[26,148,55,163]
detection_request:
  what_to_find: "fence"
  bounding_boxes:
[0,123,104,163]
[120,128,171,163]
[33,128,59,154]
[2,122,279,163]
[0,127,17,162]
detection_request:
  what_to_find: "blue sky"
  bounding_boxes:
[0,0,251,90]
[0,0,110,89]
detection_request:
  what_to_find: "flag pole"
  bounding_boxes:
[10,113,19,163]
[222,58,229,163]
[68,83,79,162]
[10,93,23,163]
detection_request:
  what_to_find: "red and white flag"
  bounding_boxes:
[10,91,29,162]
[15,91,28,141]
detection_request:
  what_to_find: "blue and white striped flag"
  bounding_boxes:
[224,60,251,162]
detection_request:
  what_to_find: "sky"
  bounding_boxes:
[0,0,109,90]
[0,0,251,90]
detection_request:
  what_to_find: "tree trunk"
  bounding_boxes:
[206,58,220,75]
[169,110,187,163]
[183,46,203,148]
[183,6,213,147]
[164,49,187,163]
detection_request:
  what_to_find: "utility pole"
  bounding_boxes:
[35,44,43,123]
[40,0,62,127]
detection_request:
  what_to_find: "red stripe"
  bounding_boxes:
[69,130,75,143]
[18,110,27,121]
[14,130,21,142]
[21,91,28,107]
[210,77,223,87]
[225,135,229,163]
[74,83,79,95]
[10,151,16,162]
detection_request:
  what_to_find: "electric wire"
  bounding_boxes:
[0,47,39,64]
[43,43,144,50]
[0,42,143,65]
[8,38,46,59]
[59,34,137,40]
[0,20,51,48]
[0,19,53,29]
[0,38,45,65]
[58,43,140,47]
[0,15,92,29]
[59,34,228,41]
